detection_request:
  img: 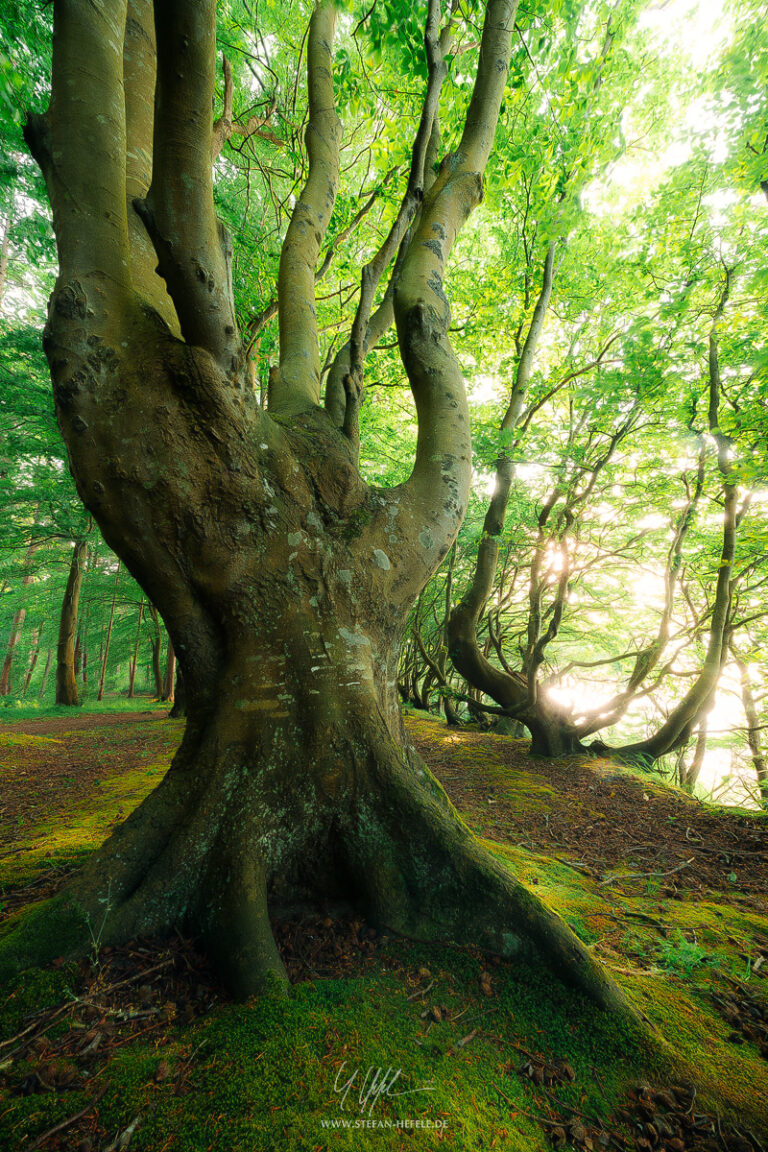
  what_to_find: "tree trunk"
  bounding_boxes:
[128,599,144,698]
[56,538,88,706]
[5,0,645,1034]
[162,636,176,703]
[169,664,185,718]
[680,718,708,793]
[22,628,41,696]
[38,647,53,698]
[148,604,164,698]
[0,541,37,695]
[733,650,768,808]
[11,576,634,1022]
[97,561,121,702]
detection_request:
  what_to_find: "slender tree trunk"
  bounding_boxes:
[147,604,164,697]
[22,628,41,696]
[0,541,37,695]
[680,718,708,793]
[0,208,12,309]
[97,561,121,702]
[56,539,88,706]
[38,647,53,698]
[169,664,185,718]
[162,636,176,703]
[128,599,144,698]
[732,650,768,808]
[81,603,89,684]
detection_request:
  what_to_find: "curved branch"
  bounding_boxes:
[25,0,131,300]
[269,0,341,416]
[138,0,240,371]
[393,0,518,574]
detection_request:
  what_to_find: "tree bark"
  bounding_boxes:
[0,541,38,696]
[56,538,88,706]
[23,628,41,696]
[147,604,164,698]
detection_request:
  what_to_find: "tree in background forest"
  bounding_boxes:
[392,0,768,790]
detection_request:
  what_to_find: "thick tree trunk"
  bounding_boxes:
[6,585,636,1025]
[6,0,646,1036]
[56,538,88,706]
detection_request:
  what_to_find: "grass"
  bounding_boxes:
[0,694,169,723]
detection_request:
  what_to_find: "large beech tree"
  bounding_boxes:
[4,0,641,1021]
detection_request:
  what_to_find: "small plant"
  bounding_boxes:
[85,882,113,969]
[657,929,713,975]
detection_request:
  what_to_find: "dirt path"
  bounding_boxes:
[0,712,181,852]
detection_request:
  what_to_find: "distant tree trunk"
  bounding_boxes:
[38,647,54,698]
[0,208,12,308]
[146,604,164,698]
[680,717,708,793]
[56,538,88,706]
[161,636,175,703]
[73,623,82,678]
[128,599,144,698]
[732,649,768,808]
[0,542,37,695]
[97,561,121,701]
[22,628,41,696]
[81,604,89,684]
[169,664,186,718]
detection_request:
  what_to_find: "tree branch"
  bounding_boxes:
[137,0,240,372]
[269,0,341,415]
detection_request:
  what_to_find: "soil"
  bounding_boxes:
[406,721,768,900]
[0,712,178,854]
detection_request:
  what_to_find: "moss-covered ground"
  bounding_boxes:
[1,709,766,1150]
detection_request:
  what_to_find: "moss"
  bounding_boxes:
[0,752,173,890]
[0,895,90,986]
[0,945,651,1152]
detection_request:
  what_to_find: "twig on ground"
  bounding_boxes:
[28,1084,108,1150]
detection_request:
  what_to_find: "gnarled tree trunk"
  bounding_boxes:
[4,0,642,1031]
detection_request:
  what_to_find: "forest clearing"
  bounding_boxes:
[1,709,767,1149]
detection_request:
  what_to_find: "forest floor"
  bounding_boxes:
[0,708,766,1152]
